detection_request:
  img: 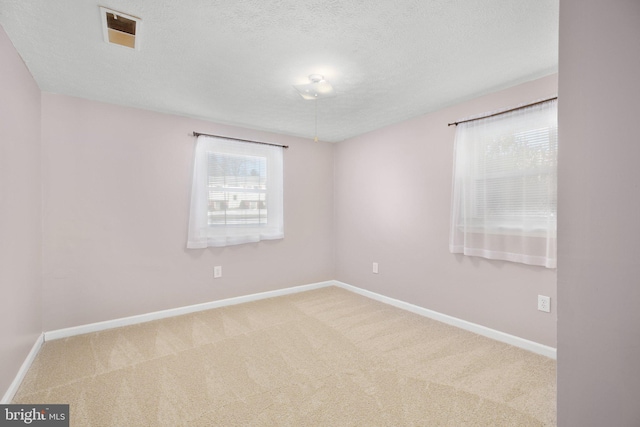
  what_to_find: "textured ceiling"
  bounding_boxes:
[0,0,558,142]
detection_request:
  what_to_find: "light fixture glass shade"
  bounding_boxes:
[294,76,335,100]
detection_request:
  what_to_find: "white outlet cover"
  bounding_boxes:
[373,262,379,274]
[537,295,550,313]
[214,266,222,278]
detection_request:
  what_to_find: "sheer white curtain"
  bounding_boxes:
[187,135,284,248]
[449,99,558,268]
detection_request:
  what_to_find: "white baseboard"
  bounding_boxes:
[333,280,557,359]
[1,333,44,404]
[44,279,555,360]
[44,280,334,341]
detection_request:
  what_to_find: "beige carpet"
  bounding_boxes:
[13,286,556,426]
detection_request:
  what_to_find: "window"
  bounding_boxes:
[187,135,284,248]
[449,98,557,268]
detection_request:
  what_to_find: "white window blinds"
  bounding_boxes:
[187,135,284,248]
[449,98,558,268]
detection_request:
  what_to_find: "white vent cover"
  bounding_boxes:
[99,6,141,50]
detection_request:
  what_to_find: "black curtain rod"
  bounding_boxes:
[192,132,289,149]
[447,96,558,127]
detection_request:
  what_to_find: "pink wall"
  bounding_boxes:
[558,0,640,425]
[41,94,334,330]
[335,75,558,347]
[0,26,42,395]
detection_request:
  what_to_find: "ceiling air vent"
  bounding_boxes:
[100,6,141,50]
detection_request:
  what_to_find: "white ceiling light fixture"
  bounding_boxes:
[294,74,335,142]
[293,74,335,100]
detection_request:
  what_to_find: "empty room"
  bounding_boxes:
[1,1,639,426]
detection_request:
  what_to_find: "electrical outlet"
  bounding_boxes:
[214,266,222,279]
[373,262,379,274]
[537,295,550,312]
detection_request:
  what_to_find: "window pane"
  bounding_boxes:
[469,123,557,227]
[207,152,268,226]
